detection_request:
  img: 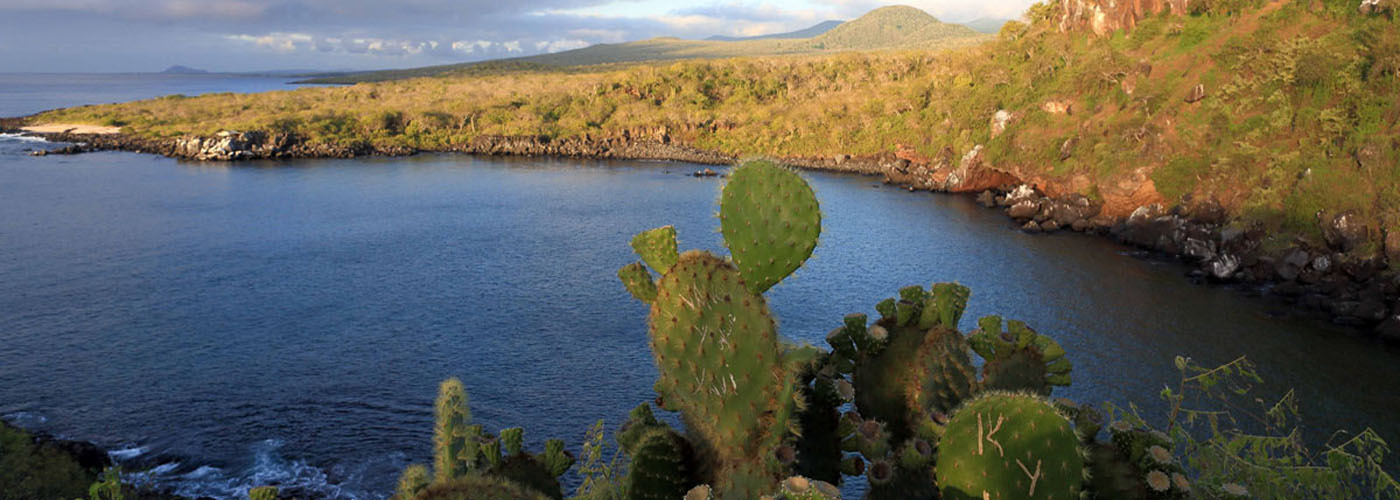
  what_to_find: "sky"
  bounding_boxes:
[0,0,1037,73]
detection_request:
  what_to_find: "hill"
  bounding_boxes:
[961,17,1012,33]
[304,5,988,83]
[808,5,979,49]
[160,65,208,74]
[705,20,844,41]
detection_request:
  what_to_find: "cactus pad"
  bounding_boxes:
[648,250,796,497]
[625,428,698,500]
[632,226,680,274]
[935,392,1084,500]
[249,486,278,500]
[719,160,821,294]
[619,262,658,303]
[970,316,1072,394]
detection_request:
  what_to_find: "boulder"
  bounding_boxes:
[1184,238,1216,261]
[1005,184,1038,204]
[1042,220,1061,232]
[1320,211,1369,252]
[1185,84,1206,103]
[1283,249,1311,270]
[1207,253,1240,281]
[1071,218,1093,232]
[977,190,997,208]
[1311,255,1332,273]
[990,110,1015,138]
[1008,200,1040,219]
[1377,315,1400,343]
[1386,227,1400,265]
[1042,100,1073,115]
[1022,220,1043,233]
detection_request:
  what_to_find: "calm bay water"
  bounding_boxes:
[0,73,309,117]
[1,76,1397,498]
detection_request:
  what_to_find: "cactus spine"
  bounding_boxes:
[934,392,1084,500]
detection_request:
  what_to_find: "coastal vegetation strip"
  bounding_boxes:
[14,0,1400,332]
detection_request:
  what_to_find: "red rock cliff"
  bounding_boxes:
[1059,0,1191,36]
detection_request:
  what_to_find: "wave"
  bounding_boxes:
[115,438,385,500]
[0,132,48,143]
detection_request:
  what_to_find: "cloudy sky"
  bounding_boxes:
[0,0,1035,73]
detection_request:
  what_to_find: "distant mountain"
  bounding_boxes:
[161,65,208,74]
[706,20,844,42]
[961,18,1013,34]
[809,5,979,50]
[305,5,990,83]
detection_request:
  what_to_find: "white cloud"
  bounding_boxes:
[534,39,591,52]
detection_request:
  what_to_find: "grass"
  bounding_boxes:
[27,0,1400,255]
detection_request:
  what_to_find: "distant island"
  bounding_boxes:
[160,65,209,74]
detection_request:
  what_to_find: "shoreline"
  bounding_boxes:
[6,124,1400,345]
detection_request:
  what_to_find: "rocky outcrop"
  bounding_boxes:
[1059,0,1191,36]
[1359,0,1392,15]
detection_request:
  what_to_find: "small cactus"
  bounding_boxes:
[934,392,1084,500]
[631,225,679,274]
[396,464,431,500]
[434,377,473,482]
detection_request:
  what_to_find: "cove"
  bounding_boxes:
[1,146,1397,499]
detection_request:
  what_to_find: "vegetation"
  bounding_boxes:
[1,422,94,500]
[381,161,1396,500]
[29,0,1400,252]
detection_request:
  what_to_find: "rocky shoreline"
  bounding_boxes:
[7,124,1400,345]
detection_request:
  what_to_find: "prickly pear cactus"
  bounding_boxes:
[397,464,431,499]
[719,160,821,294]
[619,262,658,303]
[773,476,842,499]
[970,316,1072,394]
[632,225,680,274]
[851,283,977,442]
[434,377,474,482]
[649,250,798,497]
[934,392,1084,500]
[415,475,549,500]
[625,427,698,500]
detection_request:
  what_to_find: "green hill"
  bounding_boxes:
[304,5,989,83]
[808,5,980,49]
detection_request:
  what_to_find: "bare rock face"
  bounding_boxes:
[1042,100,1073,115]
[1059,0,1191,36]
[175,130,285,161]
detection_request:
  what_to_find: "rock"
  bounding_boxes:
[1042,100,1073,115]
[833,154,850,165]
[1283,249,1311,269]
[1206,253,1239,280]
[1059,137,1078,161]
[977,190,997,208]
[693,168,718,177]
[1022,220,1042,233]
[1008,200,1040,219]
[1277,264,1300,282]
[990,110,1014,138]
[1089,215,1116,229]
[1355,298,1389,322]
[1312,255,1332,273]
[1359,0,1392,14]
[1071,218,1093,232]
[1185,84,1206,103]
[1184,238,1216,261]
[1005,184,1038,204]
[1058,0,1190,36]
[1042,220,1061,232]
[1049,200,1085,227]
[1386,227,1400,265]
[1320,211,1369,252]
[1377,315,1400,343]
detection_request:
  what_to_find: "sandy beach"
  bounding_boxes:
[21,123,122,135]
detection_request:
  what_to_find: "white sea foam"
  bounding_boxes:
[108,445,148,459]
[123,438,378,500]
[0,133,48,143]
